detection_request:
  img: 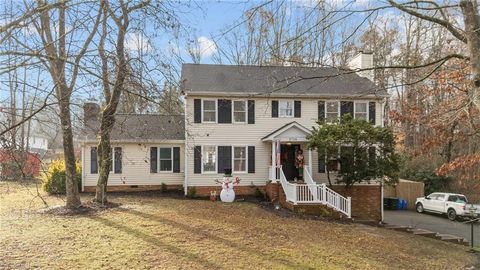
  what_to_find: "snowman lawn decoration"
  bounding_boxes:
[215,176,241,203]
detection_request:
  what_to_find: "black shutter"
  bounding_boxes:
[368,146,376,176]
[294,100,301,118]
[248,146,255,173]
[318,101,325,123]
[248,100,255,124]
[150,147,158,173]
[173,147,180,173]
[369,102,376,125]
[339,146,354,173]
[318,150,326,173]
[114,147,122,174]
[340,101,354,119]
[194,99,201,123]
[218,99,232,123]
[91,147,98,174]
[272,100,278,118]
[194,146,202,174]
[217,146,232,174]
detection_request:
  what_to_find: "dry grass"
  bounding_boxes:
[0,181,478,270]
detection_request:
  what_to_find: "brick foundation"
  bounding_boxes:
[331,185,381,221]
[266,182,382,221]
[189,185,265,197]
[83,185,183,193]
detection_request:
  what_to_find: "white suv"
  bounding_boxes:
[415,192,480,221]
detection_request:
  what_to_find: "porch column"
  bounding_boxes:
[308,148,312,176]
[271,140,277,183]
[271,141,277,182]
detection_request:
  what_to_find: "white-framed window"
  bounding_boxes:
[202,145,216,173]
[279,100,294,117]
[202,99,216,123]
[354,102,368,120]
[233,100,247,123]
[326,101,339,123]
[159,147,173,172]
[233,146,247,173]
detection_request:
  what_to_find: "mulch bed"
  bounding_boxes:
[38,201,122,216]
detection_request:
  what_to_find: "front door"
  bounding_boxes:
[281,144,300,181]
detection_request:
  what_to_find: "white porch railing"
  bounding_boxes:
[272,165,351,218]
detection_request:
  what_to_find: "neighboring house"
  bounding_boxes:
[79,52,388,221]
[26,134,49,155]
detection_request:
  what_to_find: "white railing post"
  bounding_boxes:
[322,184,327,204]
[293,185,298,204]
[347,197,351,218]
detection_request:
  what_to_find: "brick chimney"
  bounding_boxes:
[83,101,100,125]
[348,51,374,81]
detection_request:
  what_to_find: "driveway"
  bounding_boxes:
[384,210,480,245]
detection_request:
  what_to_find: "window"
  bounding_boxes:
[233,146,247,172]
[354,102,368,120]
[326,101,339,123]
[279,100,294,117]
[233,100,246,123]
[159,147,172,172]
[91,147,98,174]
[447,195,467,203]
[202,100,216,122]
[114,147,122,174]
[90,146,122,174]
[327,159,339,171]
[202,146,216,172]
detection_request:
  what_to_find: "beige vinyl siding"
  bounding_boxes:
[82,142,184,187]
[185,96,384,187]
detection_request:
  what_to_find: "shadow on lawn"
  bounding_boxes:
[87,215,222,269]
[122,208,314,269]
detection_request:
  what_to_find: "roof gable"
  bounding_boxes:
[262,122,311,142]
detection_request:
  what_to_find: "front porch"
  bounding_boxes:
[262,121,352,218]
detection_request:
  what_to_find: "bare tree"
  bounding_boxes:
[33,1,101,208]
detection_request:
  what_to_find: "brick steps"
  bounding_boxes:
[407,228,437,238]
[384,223,469,246]
[435,234,469,246]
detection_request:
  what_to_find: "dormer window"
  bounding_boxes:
[202,100,216,123]
[279,100,294,117]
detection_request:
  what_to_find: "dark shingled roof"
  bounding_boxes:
[80,114,185,142]
[181,64,387,97]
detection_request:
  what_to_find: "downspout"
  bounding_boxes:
[184,96,188,196]
[81,142,85,192]
[381,178,384,222]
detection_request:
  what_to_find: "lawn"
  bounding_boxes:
[0,181,478,270]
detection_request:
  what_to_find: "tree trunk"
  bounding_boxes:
[460,0,480,110]
[94,0,129,202]
[94,114,115,203]
[59,94,81,209]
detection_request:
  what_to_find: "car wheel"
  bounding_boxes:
[447,209,457,221]
[416,203,424,213]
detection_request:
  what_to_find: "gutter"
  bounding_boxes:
[183,91,389,99]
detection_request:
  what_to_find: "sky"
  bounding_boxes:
[0,0,380,103]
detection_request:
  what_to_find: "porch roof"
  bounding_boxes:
[261,121,311,142]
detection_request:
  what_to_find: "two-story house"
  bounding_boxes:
[79,52,388,220]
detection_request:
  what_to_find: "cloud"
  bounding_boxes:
[197,36,217,57]
[125,32,152,52]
